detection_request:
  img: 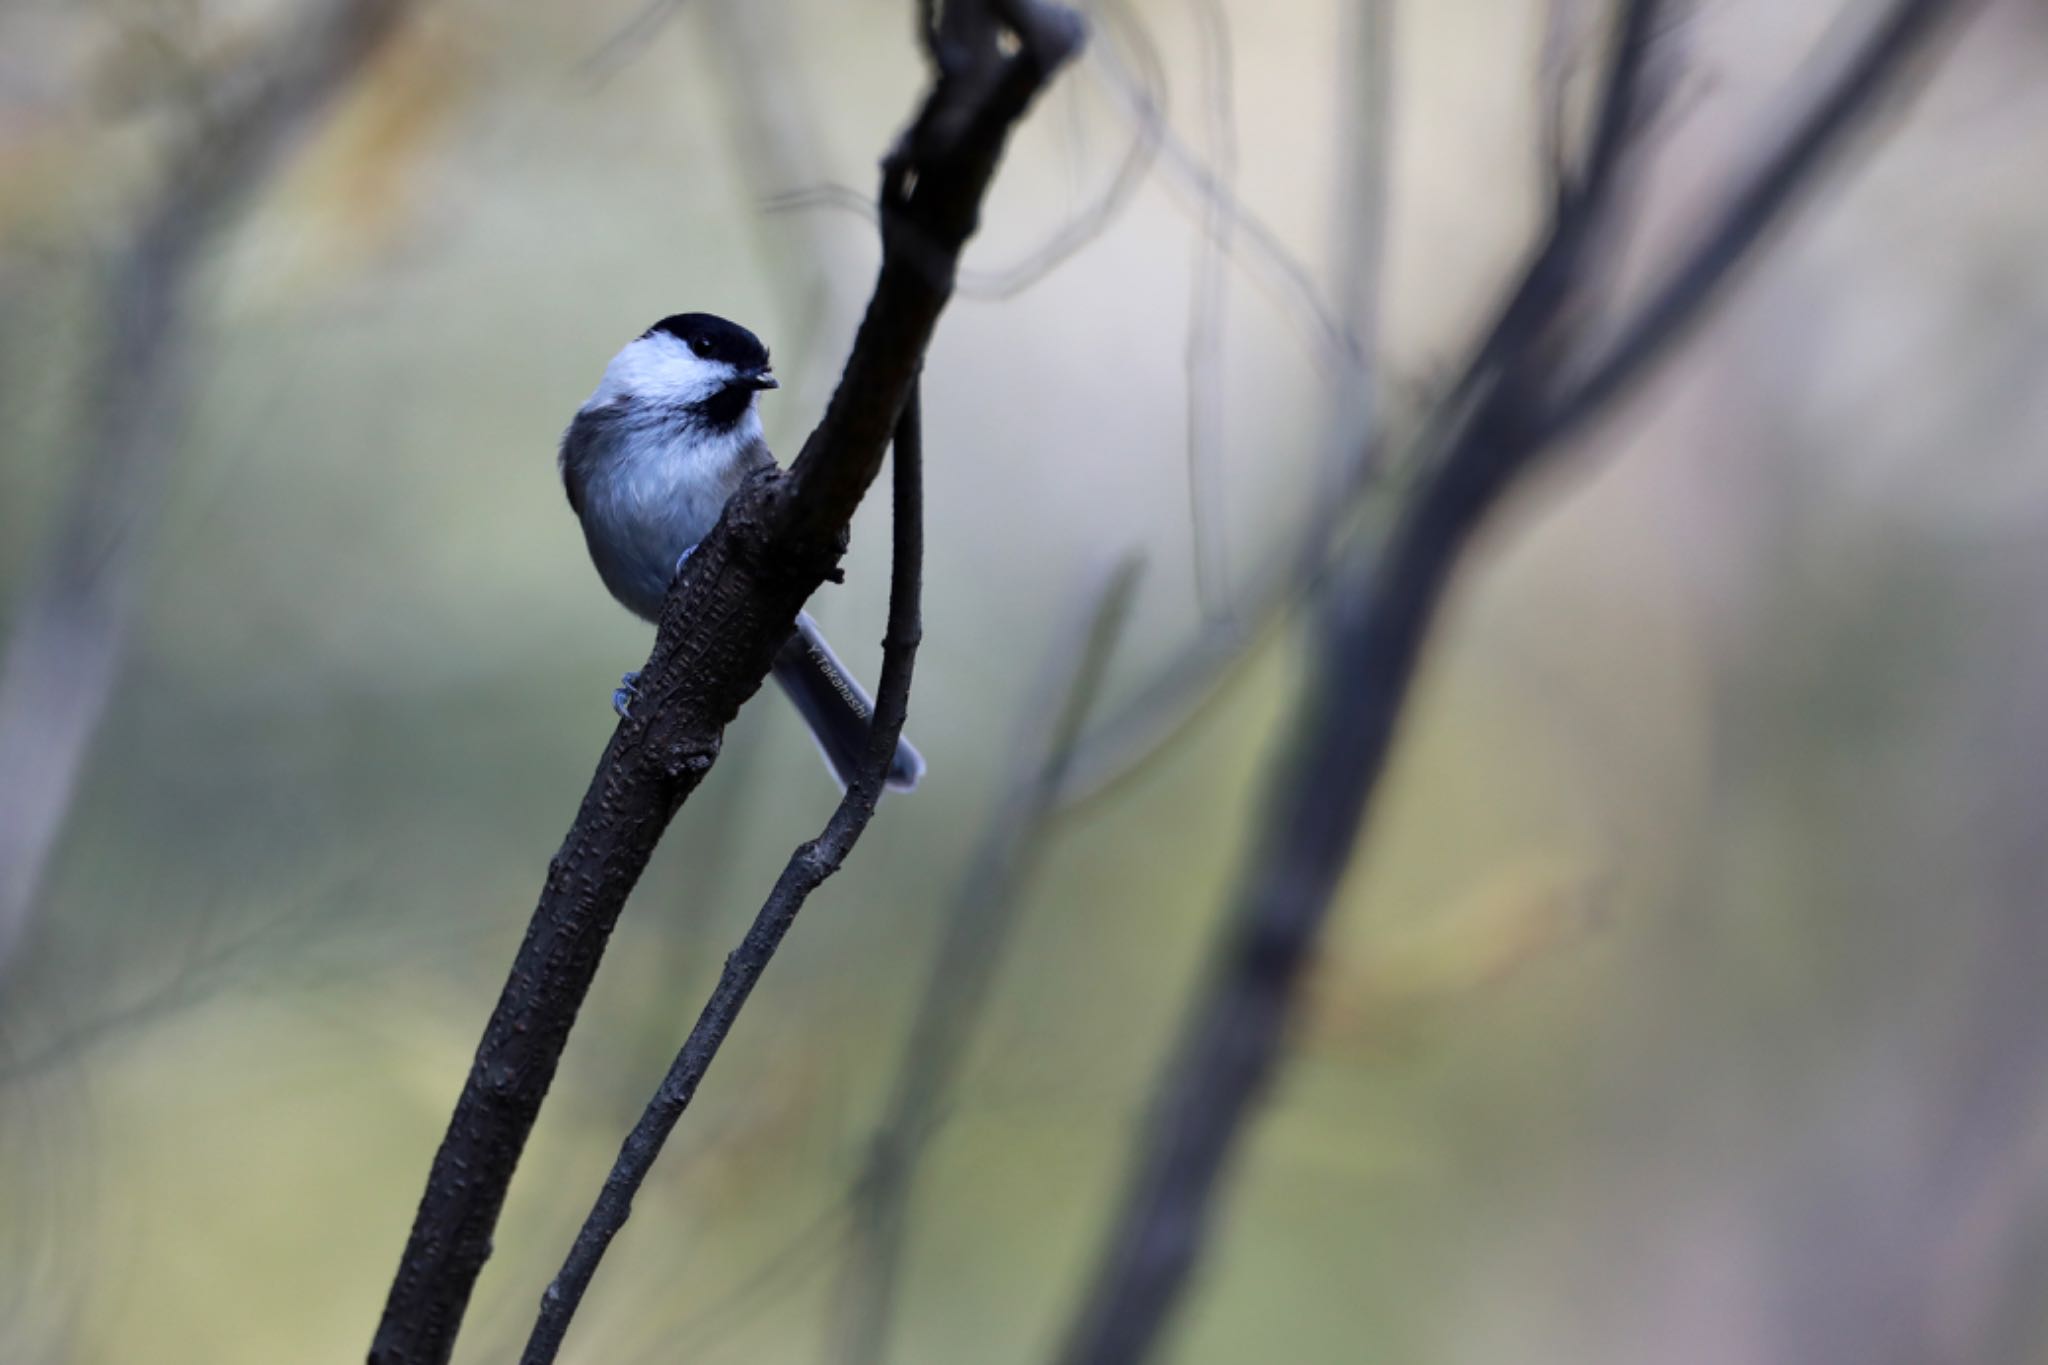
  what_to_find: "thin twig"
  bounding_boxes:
[953,83,1160,299]
[1077,0,1394,831]
[1056,2,1970,1358]
[1050,0,1395,812]
[578,0,694,85]
[1183,0,1237,617]
[1324,0,1392,490]
[1048,0,1655,810]
[757,64,1160,308]
[751,2,1343,361]
[519,385,927,1365]
[368,9,1082,1360]
[621,1201,854,1363]
[829,555,1142,1365]
[1088,0,1355,372]
[695,0,852,405]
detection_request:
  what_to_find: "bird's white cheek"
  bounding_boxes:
[589,337,727,407]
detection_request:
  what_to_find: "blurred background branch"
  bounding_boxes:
[1181,0,1236,618]
[1056,2,1975,1360]
[830,552,1141,1365]
[0,0,411,982]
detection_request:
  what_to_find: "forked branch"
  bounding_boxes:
[367,6,1082,1361]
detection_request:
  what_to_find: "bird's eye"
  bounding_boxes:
[691,337,713,357]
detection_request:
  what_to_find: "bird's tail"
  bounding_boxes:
[770,612,925,793]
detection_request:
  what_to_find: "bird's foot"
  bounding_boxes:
[673,545,696,579]
[612,670,641,718]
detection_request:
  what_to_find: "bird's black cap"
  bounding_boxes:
[644,313,771,371]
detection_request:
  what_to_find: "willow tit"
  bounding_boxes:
[560,312,925,792]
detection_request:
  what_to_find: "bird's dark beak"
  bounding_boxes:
[743,368,779,391]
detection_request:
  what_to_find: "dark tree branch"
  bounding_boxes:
[0,0,410,980]
[520,385,927,1365]
[1054,2,1972,1360]
[1439,0,1663,420]
[367,8,1082,1361]
[1048,0,1661,812]
[549,560,1140,1365]
[831,555,1142,1365]
[1043,0,1938,811]
[1536,0,1967,443]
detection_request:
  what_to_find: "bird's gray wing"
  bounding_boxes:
[559,405,624,518]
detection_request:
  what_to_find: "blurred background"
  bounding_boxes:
[3,0,2047,1361]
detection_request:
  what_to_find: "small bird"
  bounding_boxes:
[559,312,925,792]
